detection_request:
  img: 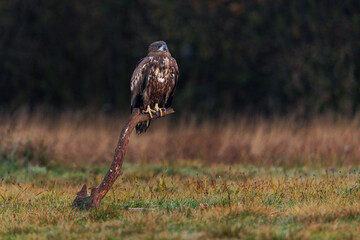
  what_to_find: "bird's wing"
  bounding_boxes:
[130,57,150,112]
[165,57,179,108]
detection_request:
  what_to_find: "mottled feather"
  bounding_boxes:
[130,41,179,134]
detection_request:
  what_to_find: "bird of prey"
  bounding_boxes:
[130,41,179,134]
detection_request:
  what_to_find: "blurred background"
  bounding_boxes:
[1,0,360,116]
[1,0,360,168]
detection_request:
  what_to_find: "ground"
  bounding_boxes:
[1,112,360,239]
[1,161,360,239]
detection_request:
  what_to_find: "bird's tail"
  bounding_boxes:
[136,120,151,134]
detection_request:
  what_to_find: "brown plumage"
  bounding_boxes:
[130,41,179,134]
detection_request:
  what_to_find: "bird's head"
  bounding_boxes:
[148,41,170,55]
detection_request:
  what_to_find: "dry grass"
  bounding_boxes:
[1,163,360,239]
[2,110,360,239]
[1,109,360,167]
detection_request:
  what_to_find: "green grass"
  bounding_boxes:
[1,161,360,239]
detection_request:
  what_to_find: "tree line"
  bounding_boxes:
[1,0,359,116]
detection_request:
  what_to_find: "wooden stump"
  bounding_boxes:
[73,108,175,210]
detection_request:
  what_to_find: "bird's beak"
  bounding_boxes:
[160,45,168,52]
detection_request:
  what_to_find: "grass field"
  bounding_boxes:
[1,110,360,239]
[2,162,360,239]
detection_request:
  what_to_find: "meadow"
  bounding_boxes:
[1,109,360,239]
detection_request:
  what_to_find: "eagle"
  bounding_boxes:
[130,41,179,134]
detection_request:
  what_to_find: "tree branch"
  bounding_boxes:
[73,108,175,210]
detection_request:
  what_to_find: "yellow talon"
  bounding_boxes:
[143,105,156,118]
[154,103,166,117]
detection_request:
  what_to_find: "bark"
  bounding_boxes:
[73,108,175,210]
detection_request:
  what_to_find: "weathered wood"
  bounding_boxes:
[73,108,174,210]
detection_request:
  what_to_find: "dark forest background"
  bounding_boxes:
[1,0,360,116]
